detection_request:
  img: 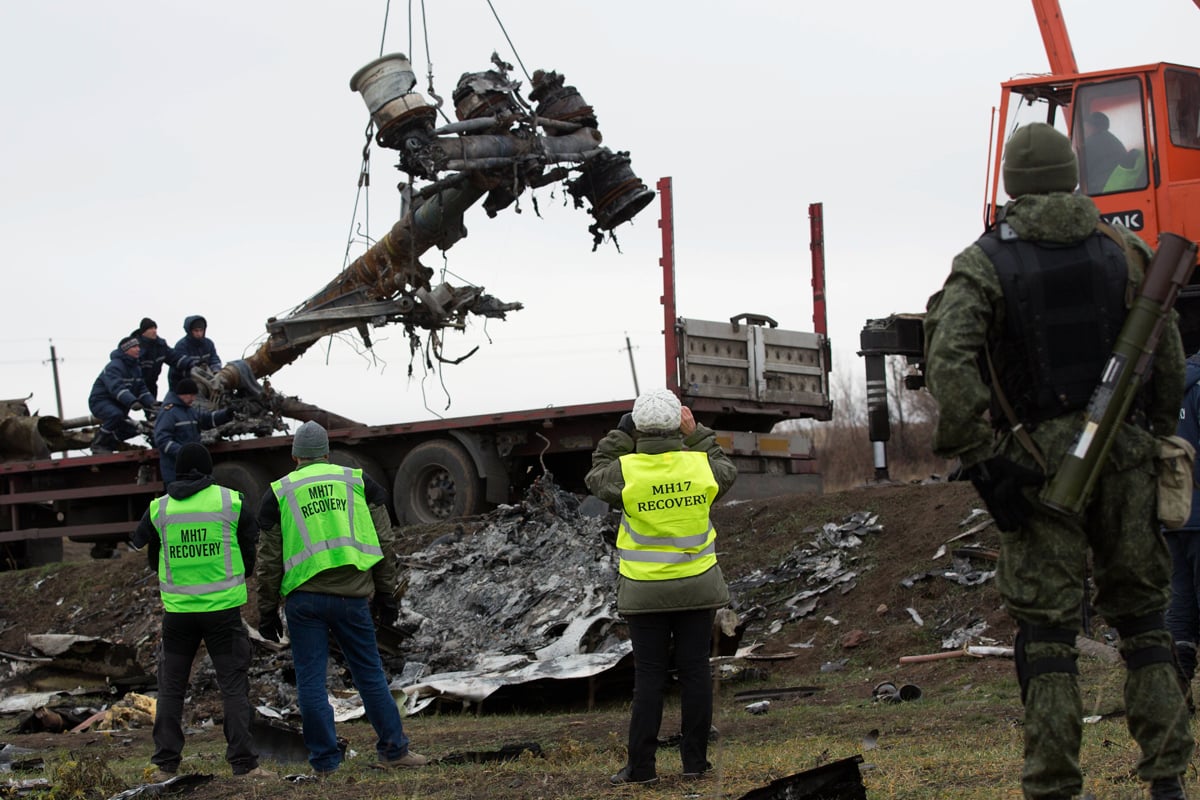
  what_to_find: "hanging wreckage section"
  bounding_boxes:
[205,53,653,429]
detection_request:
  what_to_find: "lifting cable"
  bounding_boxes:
[485,0,532,83]
[341,0,394,271]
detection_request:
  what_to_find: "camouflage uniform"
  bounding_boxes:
[925,190,1192,799]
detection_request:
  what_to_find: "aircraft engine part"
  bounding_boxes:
[568,149,655,233]
[350,53,436,151]
[452,70,523,126]
[530,69,597,132]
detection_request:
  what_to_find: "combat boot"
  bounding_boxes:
[1150,775,1188,800]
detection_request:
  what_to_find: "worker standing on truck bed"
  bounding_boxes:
[134,317,196,400]
[129,442,272,781]
[87,335,156,454]
[585,389,737,787]
[923,122,1192,800]
[153,377,235,484]
[254,421,426,776]
[168,315,221,392]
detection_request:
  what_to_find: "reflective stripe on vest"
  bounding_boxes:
[150,485,246,613]
[273,464,382,596]
[616,450,719,581]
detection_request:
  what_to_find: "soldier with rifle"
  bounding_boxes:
[924,122,1193,800]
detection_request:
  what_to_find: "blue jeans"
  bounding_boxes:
[284,591,409,772]
[1166,531,1200,680]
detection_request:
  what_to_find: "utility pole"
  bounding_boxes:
[45,340,64,418]
[623,334,640,396]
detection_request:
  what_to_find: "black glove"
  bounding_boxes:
[964,456,1044,532]
[258,611,284,642]
[617,413,636,436]
[371,594,400,627]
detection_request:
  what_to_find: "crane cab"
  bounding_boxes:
[989,62,1200,349]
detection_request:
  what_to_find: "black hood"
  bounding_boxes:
[167,473,214,500]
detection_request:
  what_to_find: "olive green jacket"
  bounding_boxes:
[585,423,737,615]
[924,192,1185,477]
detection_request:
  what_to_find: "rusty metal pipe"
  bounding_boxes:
[432,127,601,163]
[59,415,100,429]
[444,152,603,171]
[221,182,487,390]
[278,397,362,431]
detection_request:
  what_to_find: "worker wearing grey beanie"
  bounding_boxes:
[255,421,428,774]
[291,421,330,459]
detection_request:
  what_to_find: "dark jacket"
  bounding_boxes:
[153,391,233,483]
[136,335,193,399]
[254,469,398,624]
[168,315,222,390]
[88,348,154,413]
[131,472,258,577]
[1175,354,1200,531]
[585,423,737,615]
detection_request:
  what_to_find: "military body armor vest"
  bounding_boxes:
[976,224,1128,427]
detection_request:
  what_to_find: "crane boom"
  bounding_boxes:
[1031,0,1079,75]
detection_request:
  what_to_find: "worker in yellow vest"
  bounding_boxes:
[254,421,426,776]
[130,442,272,781]
[585,388,737,786]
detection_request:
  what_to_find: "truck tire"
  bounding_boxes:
[213,461,273,507]
[329,448,393,516]
[394,440,482,525]
[7,537,64,570]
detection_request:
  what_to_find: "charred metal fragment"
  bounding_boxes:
[735,755,867,800]
[249,717,311,765]
[437,742,543,765]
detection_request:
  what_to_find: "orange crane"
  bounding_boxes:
[990,2,1200,314]
[861,0,1200,480]
[989,0,1200,346]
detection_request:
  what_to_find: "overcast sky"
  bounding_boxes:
[3,1,1199,427]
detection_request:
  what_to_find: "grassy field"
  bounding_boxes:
[22,657,1190,800]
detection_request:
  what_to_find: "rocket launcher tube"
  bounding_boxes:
[1040,233,1197,516]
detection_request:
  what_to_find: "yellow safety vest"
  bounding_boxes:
[616,450,719,581]
[273,463,381,596]
[150,485,246,613]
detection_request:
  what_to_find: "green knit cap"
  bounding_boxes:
[1002,122,1078,197]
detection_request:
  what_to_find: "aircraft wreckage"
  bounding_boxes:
[0,53,654,456]
[200,52,654,429]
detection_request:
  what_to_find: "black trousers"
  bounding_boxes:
[153,607,258,774]
[624,609,715,778]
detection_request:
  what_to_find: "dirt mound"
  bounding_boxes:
[0,480,1008,709]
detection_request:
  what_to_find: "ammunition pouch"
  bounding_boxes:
[1113,612,1175,671]
[1015,622,1078,703]
[1156,435,1197,529]
[977,226,1127,429]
